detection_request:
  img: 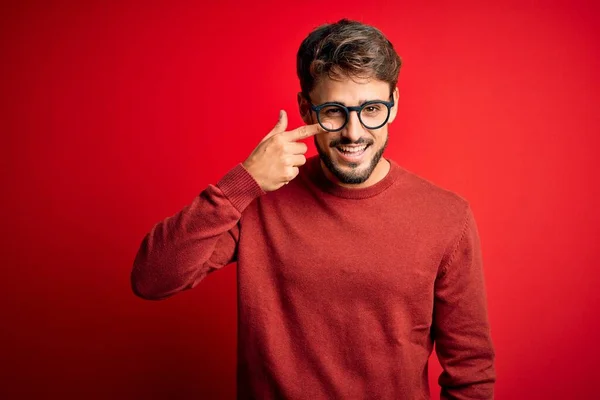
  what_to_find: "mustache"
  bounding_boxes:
[328,137,373,147]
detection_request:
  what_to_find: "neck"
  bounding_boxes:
[320,158,391,189]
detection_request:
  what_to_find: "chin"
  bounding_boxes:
[315,135,389,185]
[322,149,378,185]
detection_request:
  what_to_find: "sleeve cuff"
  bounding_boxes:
[216,163,266,213]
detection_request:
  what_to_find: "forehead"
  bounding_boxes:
[309,75,390,104]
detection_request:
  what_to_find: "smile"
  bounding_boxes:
[334,144,370,161]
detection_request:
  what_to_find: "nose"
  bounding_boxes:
[341,111,364,142]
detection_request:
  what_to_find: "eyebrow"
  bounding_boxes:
[323,99,381,106]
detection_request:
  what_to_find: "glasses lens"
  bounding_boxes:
[359,102,390,129]
[318,105,347,131]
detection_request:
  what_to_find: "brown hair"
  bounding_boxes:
[296,19,402,96]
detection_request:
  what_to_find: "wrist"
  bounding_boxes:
[241,162,264,191]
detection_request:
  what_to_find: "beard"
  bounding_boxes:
[314,134,389,184]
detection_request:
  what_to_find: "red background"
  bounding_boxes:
[2,1,599,398]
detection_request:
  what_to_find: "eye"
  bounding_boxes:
[363,105,382,114]
[322,106,344,117]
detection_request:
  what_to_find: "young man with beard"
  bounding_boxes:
[131,19,496,399]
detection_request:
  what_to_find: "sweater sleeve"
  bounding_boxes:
[432,205,496,399]
[131,163,265,300]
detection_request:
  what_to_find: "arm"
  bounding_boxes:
[131,111,325,300]
[130,164,265,300]
[432,205,496,399]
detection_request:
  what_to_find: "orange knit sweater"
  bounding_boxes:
[132,155,496,399]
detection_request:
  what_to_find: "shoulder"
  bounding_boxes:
[389,160,472,229]
[390,162,478,264]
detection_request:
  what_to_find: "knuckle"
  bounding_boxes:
[297,126,308,137]
[283,142,295,153]
[284,168,296,181]
[272,134,285,147]
[282,155,292,166]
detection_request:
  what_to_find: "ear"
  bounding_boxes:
[387,86,400,124]
[297,92,313,125]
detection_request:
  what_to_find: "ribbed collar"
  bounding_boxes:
[304,155,402,199]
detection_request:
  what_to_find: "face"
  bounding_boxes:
[298,75,399,186]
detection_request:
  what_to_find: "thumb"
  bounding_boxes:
[273,109,289,133]
[262,110,288,142]
[274,109,288,133]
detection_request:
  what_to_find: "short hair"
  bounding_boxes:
[296,19,402,96]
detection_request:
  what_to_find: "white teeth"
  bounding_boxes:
[338,145,367,153]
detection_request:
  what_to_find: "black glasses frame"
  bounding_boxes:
[308,96,395,132]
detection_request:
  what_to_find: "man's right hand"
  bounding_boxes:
[242,110,330,192]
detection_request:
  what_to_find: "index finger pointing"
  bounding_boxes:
[285,122,331,141]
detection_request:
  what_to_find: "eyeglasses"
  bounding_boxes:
[308,96,395,132]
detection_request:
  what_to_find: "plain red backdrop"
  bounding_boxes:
[1,0,599,398]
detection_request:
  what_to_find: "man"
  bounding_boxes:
[131,19,496,399]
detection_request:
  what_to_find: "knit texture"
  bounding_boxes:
[132,155,496,399]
